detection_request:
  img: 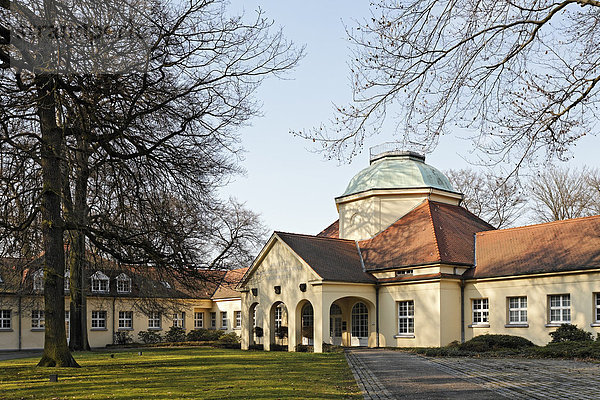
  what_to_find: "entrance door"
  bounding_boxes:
[329,303,343,345]
[351,302,368,346]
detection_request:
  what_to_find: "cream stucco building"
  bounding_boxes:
[239,146,600,352]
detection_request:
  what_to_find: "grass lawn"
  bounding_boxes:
[0,347,362,399]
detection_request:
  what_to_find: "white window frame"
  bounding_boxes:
[397,300,415,335]
[91,271,110,293]
[221,311,228,330]
[595,293,600,323]
[32,310,45,329]
[549,294,571,324]
[210,312,216,329]
[116,273,131,294]
[173,312,185,328]
[118,311,133,330]
[395,270,413,277]
[33,270,44,292]
[508,296,528,324]
[274,306,282,330]
[472,298,489,325]
[234,311,241,329]
[148,312,161,330]
[194,312,204,329]
[0,310,11,329]
[91,310,107,329]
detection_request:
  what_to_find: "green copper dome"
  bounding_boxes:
[340,151,455,197]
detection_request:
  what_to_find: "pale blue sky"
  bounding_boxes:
[223,1,598,235]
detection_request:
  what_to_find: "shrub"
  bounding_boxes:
[186,328,224,342]
[253,326,263,338]
[113,330,133,345]
[165,326,186,342]
[216,332,241,349]
[138,330,162,344]
[274,326,288,339]
[550,324,594,343]
[460,334,534,351]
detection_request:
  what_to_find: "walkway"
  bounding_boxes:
[346,348,600,399]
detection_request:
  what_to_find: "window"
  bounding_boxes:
[64,270,70,292]
[91,311,107,329]
[398,300,415,334]
[0,310,11,329]
[351,302,369,338]
[395,270,413,277]
[595,293,600,323]
[116,273,131,294]
[118,311,133,330]
[221,311,228,329]
[173,312,185,328]
[252,308,256,327]
[33,270,44,291]
[472,299,489,325]
[549,294,570,324]
[32,310,45,329]
[234,311,241,329]
[65,311,70,341]
[91,271,109,293]
[508,297,527,324]
[194,312,204,329]
[274,305,282,330]
[210,312,216,329]
[148,312,161,329]
[0,273,3,283]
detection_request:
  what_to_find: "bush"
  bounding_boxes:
[165,326,187,342]
[186,328,224,342]
[216,332,241,349]
[138,330,162,344]
[550,324,594,343]
[253,326,263,338]
[460,334,535,352]
[113,330,133,345]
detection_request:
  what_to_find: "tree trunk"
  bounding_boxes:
[36,74,79,368]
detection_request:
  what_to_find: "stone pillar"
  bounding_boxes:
[287,304,297,352]
[313,301,325,353]
[241,301,249,350]
[263,307,271,351]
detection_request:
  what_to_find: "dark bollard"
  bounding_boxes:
[110,354,114,358]
[49,374,58,382]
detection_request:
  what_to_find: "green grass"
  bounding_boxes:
[0,348,362,399]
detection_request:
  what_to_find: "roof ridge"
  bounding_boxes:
[275,231,355,243]
[476,214,600,236]
[425,200,443,261]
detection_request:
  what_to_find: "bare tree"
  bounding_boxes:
[530,166,597,222]
[1,0,300,366]
[446,169,526,228]
[301,0,600,167]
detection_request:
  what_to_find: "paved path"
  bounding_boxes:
[0,350,41,361]
[346,349,600,399]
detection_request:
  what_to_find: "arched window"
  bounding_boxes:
[330,303,342,316]
[64,270,70,292]
[116,273,131,293]
[301,303,314,329]
[329,303,342,337]
[90,271,109,293]
[351,302,368,338]
[33,270,44,292]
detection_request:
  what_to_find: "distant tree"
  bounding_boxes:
[301,0,600,168]
[529,166,598,222]
[446,169,525,228]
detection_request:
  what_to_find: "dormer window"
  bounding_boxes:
[33,270,44,292]
[116,273,131,294]
[395,269,413,277]
[91,271,109,293]
[0,273,3,284]
[161,281,171,289]
[64,270,70,292]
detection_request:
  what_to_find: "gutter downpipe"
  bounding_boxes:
[112,296,116,344]
[460,281,465,343]
[18,295,22,350]
[375,285,380,348]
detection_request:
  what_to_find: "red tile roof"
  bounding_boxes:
[317,220,339,238]
[470,216,600,278]
[359,200,494,270]
[212,267,248,299]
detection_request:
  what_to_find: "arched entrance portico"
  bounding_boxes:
[326,296,375,347]
[246,302,259,347]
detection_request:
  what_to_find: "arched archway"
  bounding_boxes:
[247,302,259,347]
[301,302,314,345]
[269,301,288,348]
[325,296,375,347]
